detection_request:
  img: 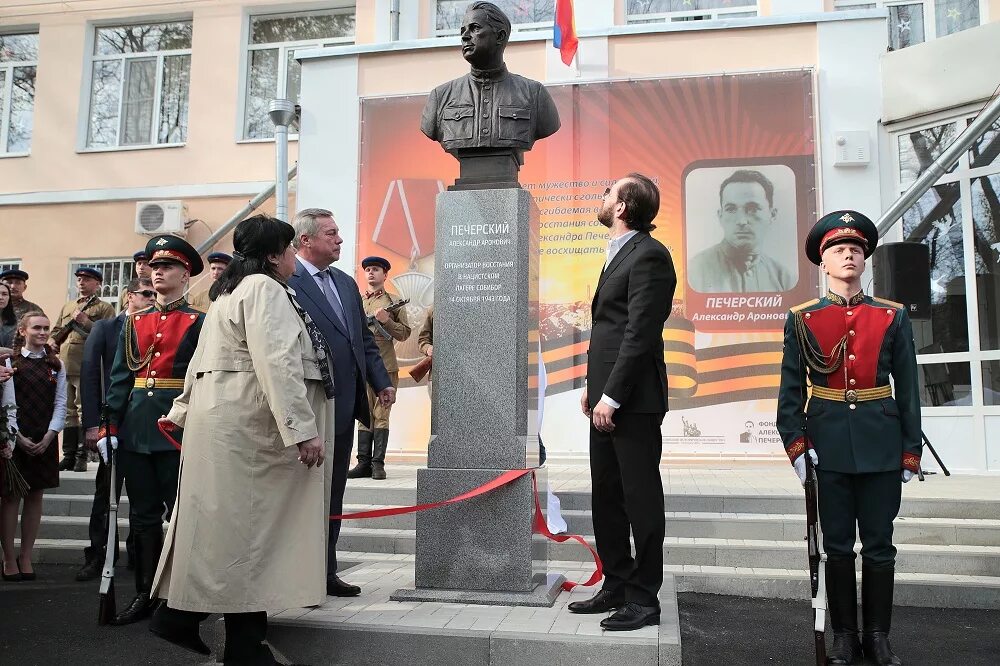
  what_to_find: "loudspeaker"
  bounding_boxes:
[872,242,931,320]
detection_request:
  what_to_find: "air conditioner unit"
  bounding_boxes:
[134,200,187,237]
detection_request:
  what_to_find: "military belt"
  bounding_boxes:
[133,377,185,390]
[810,384,891,403]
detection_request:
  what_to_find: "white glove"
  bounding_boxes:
[96,436,119,464]
[793,449,820,486]
[902,470,914,483]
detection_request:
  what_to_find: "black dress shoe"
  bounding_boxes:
[2,569,21,582]
[828,632,863,664]
[149,606,211,655]
[76,558,103,582]
[113,592,155,625]
[326,575,361,597]
[567,589,622,614]
[600,602,660,631]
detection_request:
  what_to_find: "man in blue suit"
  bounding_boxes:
[74,277,155,581]
[289,208,395,597]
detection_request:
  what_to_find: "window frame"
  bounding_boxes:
[886,105,1000,413]
[431,1,555,37]
[237,5,356,142]
[834,0,989,47]
[624,1,759,25]
[78,17,194,152]
[0,30,38,158]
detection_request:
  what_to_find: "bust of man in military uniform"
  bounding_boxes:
[420,1,560,188]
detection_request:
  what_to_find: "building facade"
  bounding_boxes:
[1,1,998,470]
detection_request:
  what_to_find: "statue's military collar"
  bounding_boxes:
[470,64,509,84]
[826,289,865,307]
[154,297,188,313]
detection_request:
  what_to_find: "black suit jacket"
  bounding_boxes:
[288,259,391,434]
[587,232,676,414]
[81,314,125,430]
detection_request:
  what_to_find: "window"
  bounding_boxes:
[890,110,1000,408]
[0,32,38,155]
[434,0,554,35]
[626,0,758,24]
[834,1,985,49]
[85,21,193,149]
[243,8,355,140]
[67,258,135,310]
[0,260,22,274]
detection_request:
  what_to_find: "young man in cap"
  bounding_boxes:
[348,256,411,480]
[0,268,43,321]
[189,251,231,313]
[777,211,920,665]
[97,236,205,625]
[50,267,117,471]
[121,252,153,310]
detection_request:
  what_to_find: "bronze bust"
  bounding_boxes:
[420,1,560,189]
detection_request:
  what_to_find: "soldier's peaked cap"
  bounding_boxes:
[805,210,879,266]
[362,256,391,272]
[146,235,204,276]
[75,266,104,282]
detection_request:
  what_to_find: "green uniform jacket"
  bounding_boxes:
[105,299,204,454]
[776,291,922,474]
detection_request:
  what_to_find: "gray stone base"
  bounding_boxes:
[391,573,566,608]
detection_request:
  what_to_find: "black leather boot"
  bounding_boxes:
[150,604,211,655]
[59,426,79,471]
[114,531,161,625]
[371,429,389,481]
[862,565,902,665]
[74,442,90,472]
[346,430,374,479]
[826,558,862,665]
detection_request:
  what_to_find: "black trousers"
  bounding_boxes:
[326,427,354,577]
[817,469,902,568]
[85,455,132,563]
[589,412,665,607]
[118,449,180,535]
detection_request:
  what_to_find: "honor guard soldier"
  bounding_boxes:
[97,236,205,626]
[189,251,231,313]
[348,256,411,480]
[50,267,116,471]
[0,268,43,322]
[777,211,920,666]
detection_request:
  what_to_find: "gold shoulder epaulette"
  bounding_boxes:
[790,298,819,313]
[872,296,903,309]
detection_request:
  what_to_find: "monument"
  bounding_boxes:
[391,1,563,606]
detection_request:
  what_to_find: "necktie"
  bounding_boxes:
[318,270,349,335]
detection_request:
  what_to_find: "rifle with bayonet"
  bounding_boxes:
[804,445,827,666]
[51,293,101,351]
[97,359,118,625]
[366,298,409,340]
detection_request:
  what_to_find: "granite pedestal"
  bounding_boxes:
[391,187,554,607]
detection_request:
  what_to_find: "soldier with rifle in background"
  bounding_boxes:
[777,211,921,665]
[348,256,411,480]
[50,267,116,472]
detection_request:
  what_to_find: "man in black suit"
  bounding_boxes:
[568,173,676,631]
[74,278,155,581]
[288,208,395,598]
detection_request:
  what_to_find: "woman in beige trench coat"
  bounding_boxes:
[148,215,334,666]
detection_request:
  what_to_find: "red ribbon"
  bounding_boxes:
[329,468,602,592]
[157,420,182,451]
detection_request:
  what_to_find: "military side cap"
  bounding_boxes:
[0,268,28,281]
[146,235,204,276]
[207,252,233,265]
[75,266,104,282]
[805,210,879,266]
[362,256,391,272]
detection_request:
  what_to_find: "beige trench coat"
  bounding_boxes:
[152,274,334,613]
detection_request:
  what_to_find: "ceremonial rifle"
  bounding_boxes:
[51,294,101,350]
[97,360,118,625]
[366,298,409,340]
[408,355,432,383]
[804,446,827,666]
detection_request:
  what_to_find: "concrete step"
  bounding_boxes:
[43,494,130,517]
[36,515,129,540]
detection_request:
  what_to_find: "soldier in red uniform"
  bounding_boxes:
[778,211,920,665]
[97,236,205,626]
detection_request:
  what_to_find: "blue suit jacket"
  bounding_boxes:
[289,258,391,434]
[81,313,125,430]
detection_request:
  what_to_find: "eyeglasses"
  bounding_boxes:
[131,290,156,298]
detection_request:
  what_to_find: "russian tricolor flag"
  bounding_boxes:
[553,0,578,66]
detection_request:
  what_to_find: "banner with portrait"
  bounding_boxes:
[357,70,817,457]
